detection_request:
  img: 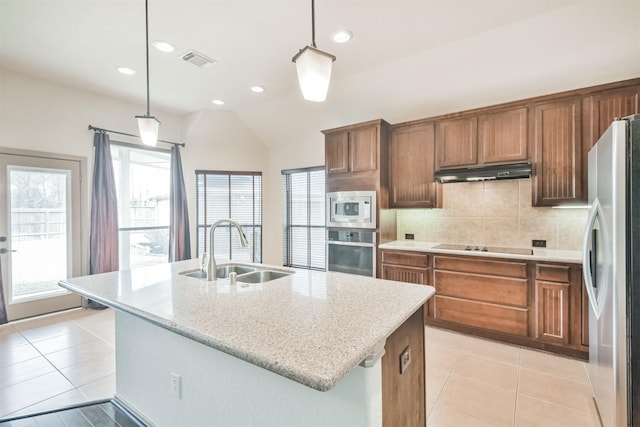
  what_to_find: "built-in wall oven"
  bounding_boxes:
[326,191,377,277]
[326,229,376,277]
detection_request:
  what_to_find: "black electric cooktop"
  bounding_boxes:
[432,243,533,256]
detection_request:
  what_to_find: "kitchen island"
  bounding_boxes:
[59,259,434,426]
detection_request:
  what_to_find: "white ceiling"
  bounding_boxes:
[2,1,639,148]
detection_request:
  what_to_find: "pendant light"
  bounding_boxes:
[292,0,336,103]
[135,0,160,146]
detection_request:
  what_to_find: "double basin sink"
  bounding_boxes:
[179,263,293,284]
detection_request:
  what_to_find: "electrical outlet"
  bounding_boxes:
[399,345,411,374]
[170,373,182,399]
[405,233,414,240]
[532,239,547,248]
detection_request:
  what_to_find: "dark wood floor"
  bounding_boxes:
[0,400,145,427]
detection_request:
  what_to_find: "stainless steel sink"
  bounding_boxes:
[179,264,257,280]
[216,265,256,278]
[179,264,291,283]
[179,269,208,279]
[236,270,292,283]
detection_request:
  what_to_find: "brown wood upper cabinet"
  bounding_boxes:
[323,119,390,193]
[583,85,640,150]
[435,107,529,171]
[325,126,377,175]
[435,116,478,169]
[478,107,528,164]
[532,97,583,206]
[389,122,441,208]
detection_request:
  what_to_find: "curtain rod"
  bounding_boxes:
[88,125,186,147]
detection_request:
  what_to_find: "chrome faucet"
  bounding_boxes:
[207,218,249,281]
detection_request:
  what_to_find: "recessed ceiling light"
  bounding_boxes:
[152,40,175,52]
[250,85,265,93]
[212,99,225,105]
[118,67,136,75]
[331,30,353,43]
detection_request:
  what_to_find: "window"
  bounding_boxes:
[196,171,262,263]
[282,167,325,270]
[111,143,171,269]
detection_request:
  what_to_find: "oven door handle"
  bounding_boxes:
[327,241,376,248]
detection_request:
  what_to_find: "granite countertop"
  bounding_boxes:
[378,240,583,264]
[59,259,434,392]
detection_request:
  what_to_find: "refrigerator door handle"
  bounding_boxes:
[582,198,602,319]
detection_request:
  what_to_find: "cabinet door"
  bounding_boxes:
[532,97,583,206]
[535,280,570,345]
[382,307,425,427]
[583,85,640,150]
[478,107,528,164]
[349,126,378,173]
[325,132,349,175]
[389,123,440,208]
[381,264,428,285]
[435,117,478,169]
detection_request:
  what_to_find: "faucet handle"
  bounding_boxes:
[229,272,237,285]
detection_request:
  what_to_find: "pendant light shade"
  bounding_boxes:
[136,0,160,146]
[293,46,335,102]
[292,0,336,103]
[136,115,161,146]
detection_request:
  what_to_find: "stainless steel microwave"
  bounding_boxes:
[326,191,376,229]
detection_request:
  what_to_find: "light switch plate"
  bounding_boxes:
[399,345,411,374]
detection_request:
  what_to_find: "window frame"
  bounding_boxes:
[111,141,171,270]
[195,170,263,263]
[281,166,325,271]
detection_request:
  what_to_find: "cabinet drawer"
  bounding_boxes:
[381,251,429,268]
[434,256,527,278]
[535,264,570,282]
[435,296,528,336]
[434,271,528,307]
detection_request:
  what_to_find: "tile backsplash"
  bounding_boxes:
[395,178,588,251]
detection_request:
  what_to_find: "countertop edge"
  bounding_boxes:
[378,241,582,264]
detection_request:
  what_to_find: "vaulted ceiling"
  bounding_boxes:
[2,1,639,147]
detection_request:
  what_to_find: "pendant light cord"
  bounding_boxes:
[311,0,316,48]
[144,0,151,116]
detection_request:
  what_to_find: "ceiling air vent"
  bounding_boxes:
[181,50,216,69]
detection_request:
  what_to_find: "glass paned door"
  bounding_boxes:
[0,152,82,321]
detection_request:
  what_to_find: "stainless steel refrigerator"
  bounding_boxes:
[583,114,640,427]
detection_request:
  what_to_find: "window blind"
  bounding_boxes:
[282,166,325,270]
[196,171,262,263]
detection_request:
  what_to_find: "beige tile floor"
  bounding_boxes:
[425,326,601,427]
[0,308,115,419]
[0,308,601,426]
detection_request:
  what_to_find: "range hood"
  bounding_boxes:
[433,162,532,183]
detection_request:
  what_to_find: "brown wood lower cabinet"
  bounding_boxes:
[380,250,432,320]
[382,306,425,427]
[432,256,530,337]
[379,249,588,358]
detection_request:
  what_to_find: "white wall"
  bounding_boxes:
[0,69,269,270]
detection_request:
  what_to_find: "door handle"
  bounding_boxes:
[0,236,6,242]
[582,198,603,319]
[0,248,16,254]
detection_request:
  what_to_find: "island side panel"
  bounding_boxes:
[382,306,426,427]
[114,311,384,427]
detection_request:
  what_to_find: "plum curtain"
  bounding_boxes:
[168,145,191,262]
[90,131,119,274]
